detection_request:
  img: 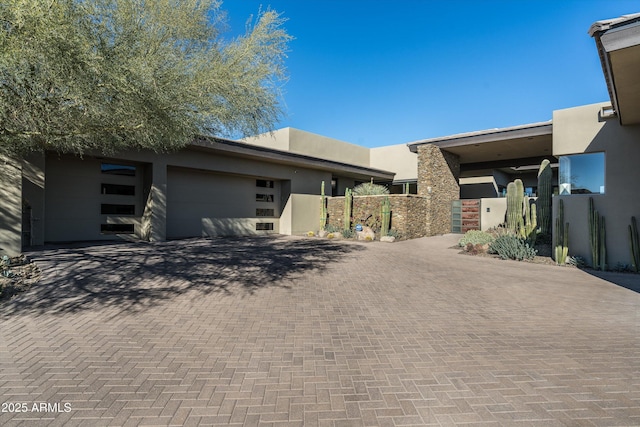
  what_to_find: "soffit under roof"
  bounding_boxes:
[590,13,640,125]
[407,122,554,167]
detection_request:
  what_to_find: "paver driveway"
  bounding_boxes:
[1,234,639,426]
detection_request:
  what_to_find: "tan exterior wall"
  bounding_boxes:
[21,153,46,246]
[553,102,640,267]
[242,127,371,168]
[480,198,507,231]
[370,144,417,182]
[0,156,22,256]
[280,193,321,235]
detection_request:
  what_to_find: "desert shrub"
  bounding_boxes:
[464,242,490,255]
[341,228,355,239]
[386,228,402,238]
[489,234,537,261]
[458,230,494,247]
[566,255,586,268]
[352,182,390,196]
[325,224,341,233]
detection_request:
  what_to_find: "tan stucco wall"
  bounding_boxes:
[0,156,22,256]
[370,144,417,182]
[21,154,46,246]
[480,198,507,231]
[280,193,321,235]
[242,128,291,151]
[243,127,371,169]
[553,102,640,267]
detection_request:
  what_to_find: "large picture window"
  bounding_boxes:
[559,152,605,195]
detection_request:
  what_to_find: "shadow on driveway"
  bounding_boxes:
[3,236,364,316]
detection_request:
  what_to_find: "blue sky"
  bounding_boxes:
[222,0,640,147]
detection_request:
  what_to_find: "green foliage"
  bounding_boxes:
[325,224,341,233]
[341,228,355,239]
[588,197,607,270]
[458,230,494,247]
[629,216,639,273]
[566,255,586,268]
[489,234,537,261]
[380,197,391,237]
[554,199,569,265]
[352,182,389,196]
[386,228,401,238]
[505,178,537,243]
[0,0,292,156]
[506,179,524,231]
[537,159,553,234]
[320,181,327,231]
[343,188,352,233]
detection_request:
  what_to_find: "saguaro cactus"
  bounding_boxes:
[588,197,607,270]
[629,216,640,272]
[522,197,537,243]
[537,159,552,235]
[554,199,569,265]
[343,188,352,232]
[320,181,327,232]
[381,197,391,237]
[506,180,524,232]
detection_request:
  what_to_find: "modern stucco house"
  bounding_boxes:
[0,131,402,257]
[2,12,640,269]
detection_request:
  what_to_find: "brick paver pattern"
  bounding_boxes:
[1,235,639,426]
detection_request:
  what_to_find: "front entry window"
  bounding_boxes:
[558,152,605,195]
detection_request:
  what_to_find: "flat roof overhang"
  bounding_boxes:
[407,122,554,173]
[191,136,396,181]
[590,13,640,125]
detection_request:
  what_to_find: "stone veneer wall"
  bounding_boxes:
[417,144,460,235]
[326,194,428,239]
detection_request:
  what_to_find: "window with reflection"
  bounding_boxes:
[559,152,605,195]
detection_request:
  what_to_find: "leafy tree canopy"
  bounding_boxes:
[0,0,291,156]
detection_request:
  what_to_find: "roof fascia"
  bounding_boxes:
[407,122,552,152]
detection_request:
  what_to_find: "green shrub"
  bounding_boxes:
[325,224,341,233]
[352,182,389,196]
[341,228,355,239]
[386,228,402,238]
[458,230,494,247]
[489,234,537,261]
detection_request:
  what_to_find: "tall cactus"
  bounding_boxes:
[343,188,352,232]
[588,197,607,270]
[506,179,524,232]
[629,216,640,273]
[554,199,569,265]
[381,197,391,237]
[320,181,327,231]
[522,197,537,244]
[537,159,552,235]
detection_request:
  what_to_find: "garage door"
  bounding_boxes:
[166,167,280,239]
